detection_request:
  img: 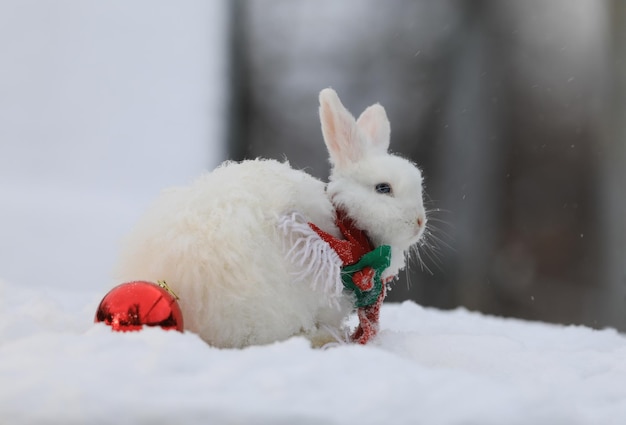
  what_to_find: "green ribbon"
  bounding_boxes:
[341,245,392,308]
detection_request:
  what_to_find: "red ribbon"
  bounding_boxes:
[309,209,391,344]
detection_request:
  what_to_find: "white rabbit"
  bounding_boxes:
[114,88,426,348]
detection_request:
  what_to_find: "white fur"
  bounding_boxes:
[114,88,426,348]
[319,88,427,278]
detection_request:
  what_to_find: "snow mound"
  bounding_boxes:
[1,279,625,425]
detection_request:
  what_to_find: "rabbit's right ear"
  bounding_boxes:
[319,88,363,169]
[356,103,390,154]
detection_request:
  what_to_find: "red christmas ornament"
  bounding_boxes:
[95,280,183,332]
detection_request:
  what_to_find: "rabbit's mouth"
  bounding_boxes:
[401,223,426,249]
[412,228,426,245]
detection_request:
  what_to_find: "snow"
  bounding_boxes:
[1,279,626,424]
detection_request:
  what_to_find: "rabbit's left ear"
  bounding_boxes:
[319,88,363,168]
[356,103,390,154]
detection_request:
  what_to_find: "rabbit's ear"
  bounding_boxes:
[356,103,390,154]
[319,88,363,168]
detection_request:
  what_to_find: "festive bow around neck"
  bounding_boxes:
[308,209,393,344]
[341,245,391,308]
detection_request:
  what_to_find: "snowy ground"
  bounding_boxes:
[1,280,626,425]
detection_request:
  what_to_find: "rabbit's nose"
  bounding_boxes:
[416,214,426,229]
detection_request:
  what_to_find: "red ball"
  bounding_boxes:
[95,281,183,332]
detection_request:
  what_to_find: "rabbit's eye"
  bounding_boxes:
[375,183,393,195]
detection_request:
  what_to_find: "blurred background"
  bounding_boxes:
[1,1,624,331]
